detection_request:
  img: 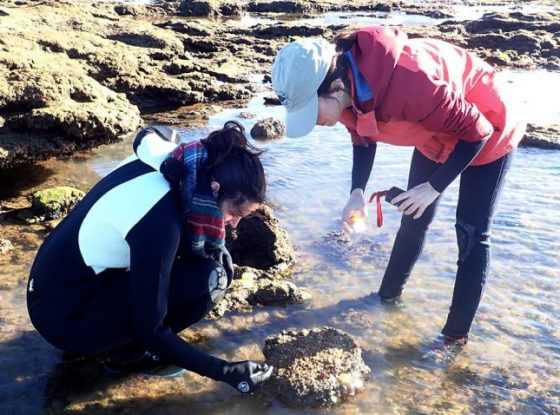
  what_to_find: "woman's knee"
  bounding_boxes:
[455,221,491,264]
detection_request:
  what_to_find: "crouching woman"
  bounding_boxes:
[27,121,273,393]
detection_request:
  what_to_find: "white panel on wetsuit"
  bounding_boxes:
[78,172,171,275]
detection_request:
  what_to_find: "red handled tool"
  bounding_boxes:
[368,187,406,227]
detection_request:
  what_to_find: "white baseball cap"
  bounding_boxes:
[272,38,336,138]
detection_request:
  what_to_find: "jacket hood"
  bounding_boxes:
[349,26,407,112]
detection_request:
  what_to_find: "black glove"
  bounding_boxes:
[216,246,234,285]
[219,361,274,394]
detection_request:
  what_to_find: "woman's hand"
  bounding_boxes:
[342,189,368,234]
[220,361,274,393]
[391,182,440,219]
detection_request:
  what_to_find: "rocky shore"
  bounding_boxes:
[0,0,559,171]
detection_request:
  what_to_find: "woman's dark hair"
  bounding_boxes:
[201,121,266,207]
[317,29,358,97]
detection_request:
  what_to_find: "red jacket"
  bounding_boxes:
[339,27,526,166]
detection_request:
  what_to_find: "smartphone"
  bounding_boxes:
[385,187,406,206]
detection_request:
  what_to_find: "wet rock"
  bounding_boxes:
[114,4,141,16]
[119,75,205,111]
[163,59,198,75]
[219,2,244,16]
[252,24,326,38]
[179,0,221,17]
[0,132,85,170]
[264,95,282,105]
[207,266,259,319]
[239,111,256,119]
[0,40,142,167]
[226,205,296,273]
[250,279,311,306]
[263,327,371,407]
[29,186,84,220]
[521,124,560,149]
[372,3,391,13]
[106,32,171,50]
[0,238,14,254]
[468,31,542,54]
[208,266,311,319]
[183,37,220,53]
[247,1,316,14]
[155,20,212,37]
[250,117,285,140]
[465,12,560,35]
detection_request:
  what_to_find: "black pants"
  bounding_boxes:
[27,256,222,355]
[379,149,513,338]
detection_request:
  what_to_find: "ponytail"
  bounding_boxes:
[201,121,266,206]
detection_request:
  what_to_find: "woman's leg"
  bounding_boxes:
[28,254,227,358]
[378,150,443,299]
[442,152,514,338]
[164,255,229,333]
[27,268,134,355]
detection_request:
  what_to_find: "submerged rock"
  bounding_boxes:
[226,205,295,273]
[250,279,311,306]
[263,327,371,407]
[250,117,285,140]
[29,186,84,221]
[521,124,560,149]
[208,265,311,319]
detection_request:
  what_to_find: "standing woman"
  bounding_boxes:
[271,27,525,347]
[27,121,273,393]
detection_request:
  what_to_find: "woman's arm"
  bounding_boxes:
[124,193,226,380]
[428,139,487,193]
[351,142,377,192]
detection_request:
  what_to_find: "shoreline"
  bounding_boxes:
[0,0,559,173]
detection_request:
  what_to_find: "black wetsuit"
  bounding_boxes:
[27,131,230,380]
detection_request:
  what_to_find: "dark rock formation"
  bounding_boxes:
[226,205,296,273]
[521,124,560,149]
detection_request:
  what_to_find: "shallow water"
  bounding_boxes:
[239,2,560,29]
[1,64,559,415]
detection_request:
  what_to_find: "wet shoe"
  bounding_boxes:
[419,335,468,367]
[103,350,185,378]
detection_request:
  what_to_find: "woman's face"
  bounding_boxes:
[316,79,351,127]
[317,94,344,126]
[221,199,260,228]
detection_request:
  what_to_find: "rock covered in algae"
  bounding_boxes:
[250,117,285,140]
[30,186,84,220]
[263,327,371,407]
